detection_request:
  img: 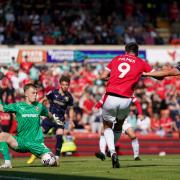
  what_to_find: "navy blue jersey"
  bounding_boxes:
[46,89,73,121]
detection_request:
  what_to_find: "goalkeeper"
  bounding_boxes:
[0,83,61,168]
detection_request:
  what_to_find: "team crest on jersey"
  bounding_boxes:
[35,106,39,111]
[64,96,69,102]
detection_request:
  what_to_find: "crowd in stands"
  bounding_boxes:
[0,60,179,137]
[0,0,179,45]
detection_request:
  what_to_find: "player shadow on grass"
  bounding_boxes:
[0,170,128,180]
[122,164,178,168]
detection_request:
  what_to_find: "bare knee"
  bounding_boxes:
[0,132,18,147]
[126,128,136,139]
[56,128,63,135]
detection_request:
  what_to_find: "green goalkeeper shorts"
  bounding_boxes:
[12,136,50,157]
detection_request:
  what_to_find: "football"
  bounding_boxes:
[41,152,56,166]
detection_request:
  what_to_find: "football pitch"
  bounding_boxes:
[0,155,180,180]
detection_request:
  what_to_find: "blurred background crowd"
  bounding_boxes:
[0,60,179,137]
[0,0,179,45]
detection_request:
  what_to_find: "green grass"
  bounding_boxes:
[0,155,180,180]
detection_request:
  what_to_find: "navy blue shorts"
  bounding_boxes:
[176,121,180,129]
[41,118,64,134]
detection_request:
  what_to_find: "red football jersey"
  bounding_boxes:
[106,54,152,97]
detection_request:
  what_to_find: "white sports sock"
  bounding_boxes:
[5,160,11,165]
[131,138,139,158]
[99,135,106,155]
[104,128,116,157]
[114,131,122,144]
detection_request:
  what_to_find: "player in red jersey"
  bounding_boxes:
[95,95,143,161]
[100,42,153,168]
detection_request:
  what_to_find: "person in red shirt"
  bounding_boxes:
[20,55,33,74]
[169,1,179,21]
[100,42,153,168]
[95,95,142,162]
[151,114,161,132]
[160,115,174,133]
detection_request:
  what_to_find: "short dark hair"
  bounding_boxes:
[59,75,70,84]
[125,42,139,56]
[24,83,37,92]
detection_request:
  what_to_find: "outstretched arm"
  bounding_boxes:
[143,67,180,78]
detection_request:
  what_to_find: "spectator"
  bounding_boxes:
[160,110,174,134]
[0,1,178,45]
[90,108,102,133]
[126,111,138,130]
[136,115,151,135]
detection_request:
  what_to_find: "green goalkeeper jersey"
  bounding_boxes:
[3,101,48,142]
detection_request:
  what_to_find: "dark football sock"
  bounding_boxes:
[55,135,63,156]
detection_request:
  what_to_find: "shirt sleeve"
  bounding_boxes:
[46,91,54,101]
[3,103,17,113]
[143,60,153,72]
[133,98,143,115]
[106,58,115,71]
[41,104,49,117]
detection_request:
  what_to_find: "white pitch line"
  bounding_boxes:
[0,175,41,180]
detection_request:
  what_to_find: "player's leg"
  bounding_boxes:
[113,120,123,144]
[96,121,123,161]
[26,141,57,166]
[125,127,141,160]
[103,120,121,168]
[95,125,106,161]
[112,97,132,167]
[27,154,37,164]
[27,118,53,164]
[102,95,121,168]
[103,120,124,158]
[55,127,64,164]
[0,132,18,168]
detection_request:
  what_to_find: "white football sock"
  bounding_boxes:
[99,135,106,155]
[5,160,11,165]
[131,138,139,158]
[104,128,116,157]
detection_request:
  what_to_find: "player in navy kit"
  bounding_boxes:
[27,75,74,165]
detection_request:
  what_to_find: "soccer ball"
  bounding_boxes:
[41,152,56,166]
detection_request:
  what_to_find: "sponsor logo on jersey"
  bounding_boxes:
[22,114,38,118]
[53,100,65,106]
[54,95,59,98]
[64,96,69,102]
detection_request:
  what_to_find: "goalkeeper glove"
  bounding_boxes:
[52,114,64,126]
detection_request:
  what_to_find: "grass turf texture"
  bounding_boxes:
[0,155,180,180]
